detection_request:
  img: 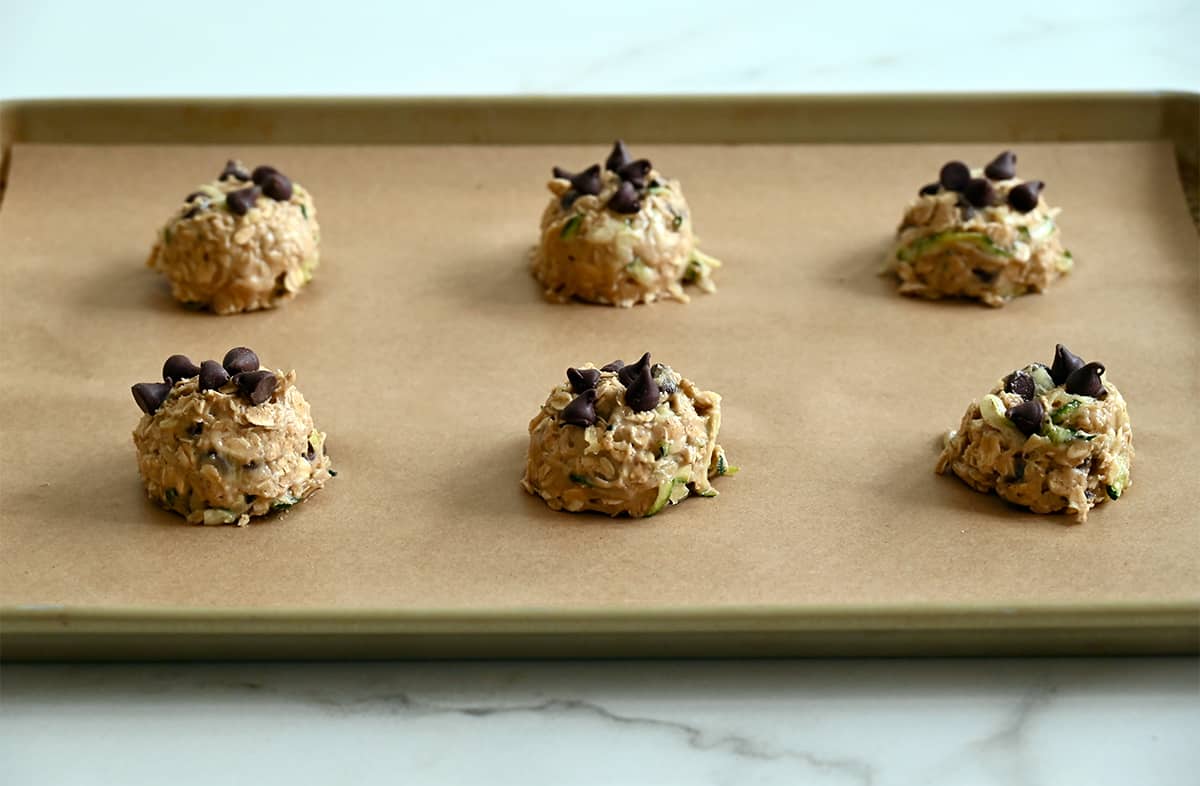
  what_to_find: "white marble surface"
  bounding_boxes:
[2,2,1199,785]
[2,659,1198,785]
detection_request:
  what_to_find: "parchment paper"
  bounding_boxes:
[1,141,1197,611]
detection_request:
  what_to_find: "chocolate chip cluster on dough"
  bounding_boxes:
[887,151,1073,307]
[522,353,735,517]
[147,160,320,315]
[936,344,1133,523]
[131,347,335,526]
[530,141,722,307]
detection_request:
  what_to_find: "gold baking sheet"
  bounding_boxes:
[0,96,1197,659]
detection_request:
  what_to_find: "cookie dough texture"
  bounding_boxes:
[936,363,1133,523]
[147,166,320,315]
[889,174,1071,307]
[523,361,733,517]
[532,167,720,307]
[133,370,333,525]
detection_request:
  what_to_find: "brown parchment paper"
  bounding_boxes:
[0,141,1197,613]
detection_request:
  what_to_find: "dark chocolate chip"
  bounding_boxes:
[984,150,1017,180]
[617,159,652,189]
[963,178,997,208]
[601,360,625,373]
[305,440,317,461]
[1050,344,1084,385]
[1003,370,1036,400]
[918,182,940,196]
[1007,181,1044,213]
[226,186,261,216]
[561,388,598,427]
[251,165,280,185]
[185,191,206,203]
[560,190,579,209]
[617,352,652,387]
[956,198,976,220]
[972,267,997,283]
[234,370,278,405]
[607,181,641,214]
[219,160,251,182]
[1064,361,1107,398]
[605,140,631,172]
[624,363,661,413]
[939,161,971,191]
[567,367,601,394]
[131,381,172,415]
[554,164,602,197]
[198,359,230,392]
[162,354,201,383]
[222,347,260,375]
[188,421,204,437]
[1006,398,1045,437]
[261,172,293,201]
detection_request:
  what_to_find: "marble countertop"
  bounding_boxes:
[2,1,1198,784]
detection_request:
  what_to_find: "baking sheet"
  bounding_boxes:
[0,141,1197,621]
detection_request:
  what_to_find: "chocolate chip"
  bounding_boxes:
[560,190,579,209]
[1006,398,1045,437]
[939,161,971,191]
[222,347,260,375]
[305,441,317,461]
[567,367,601,394]
[1050,344,1084,385]
[198,359,230,392]
[617,159,652,189]
[251,165,279,185]
[1007,181,1044,213]
[131,381,172,415]
[561,388,597,427]
[617,352,652,387]
[554,164,602,197]
[963,178,997,208]
[226,186,261,216]
[234,370,277,405]
[601,360,625,373]
[1003,370,1036,400]
[984,150,1017,180]
[1065,361,1107,398]
[918,183,940,196]
[185,191,206,203]
[607,181,641,214]
[162,354,201,383]
[956,198,976,220]
[624,363,661,413]
[219,160,251,182]
[261,172,293,202]
[972,267,997,283]
[605,140,631,172]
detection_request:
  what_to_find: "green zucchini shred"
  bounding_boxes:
[560,215,583,239]
[569,473,592,487]
[1051,399,1082,424]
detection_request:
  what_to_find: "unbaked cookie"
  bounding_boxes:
[936,344,1133,523]
[887,151,1072,307]
[522,353,734,517]
[147,160,320,314]
[131,347,335,525]
[531,141,722,306]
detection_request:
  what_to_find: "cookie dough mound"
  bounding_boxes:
[887,151,1072,307]
[522,353,735,517]
[936,344,1133,523]
[531,140,722,307]
[147,160,320,315]
[131,347,334,526]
